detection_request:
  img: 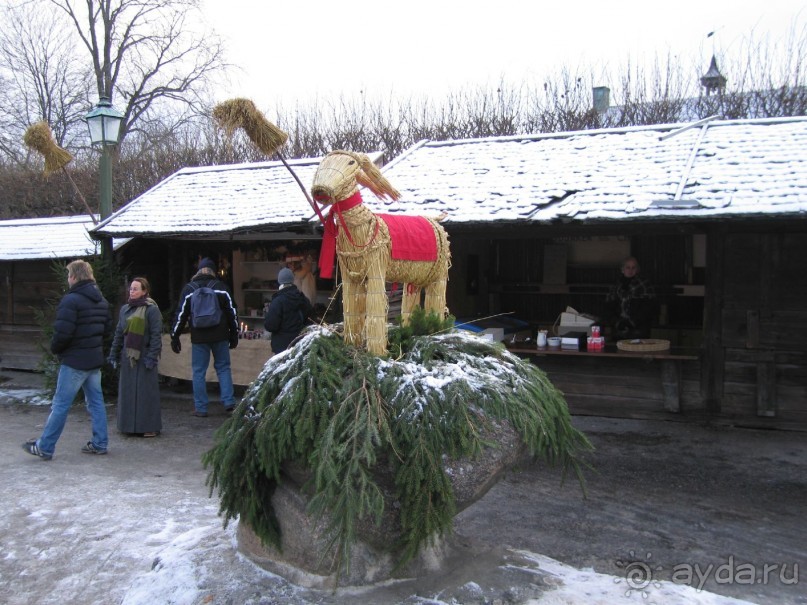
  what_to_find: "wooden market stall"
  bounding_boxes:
[0,215,128,371]
[93,118,807,429]
[157,333,273,386]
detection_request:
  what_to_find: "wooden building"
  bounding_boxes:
[0,215,127,370]
[93,117,807,430]
[377,116,807,430]
[90,156,338,384]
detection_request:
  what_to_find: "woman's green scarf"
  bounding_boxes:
[124,297,156,367]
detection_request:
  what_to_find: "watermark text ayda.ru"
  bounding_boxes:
[617,552,799,596]
[671,556,799,591]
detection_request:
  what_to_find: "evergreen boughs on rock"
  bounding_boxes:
[203,311,592,574]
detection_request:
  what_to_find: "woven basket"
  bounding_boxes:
[616,339,670,352]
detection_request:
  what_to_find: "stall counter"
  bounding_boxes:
[158,334,272,387]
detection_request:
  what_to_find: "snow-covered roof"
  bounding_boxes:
[92,157,328,238]
[375,116,807,224]
[93,117,807,238]
[0,215,128,261]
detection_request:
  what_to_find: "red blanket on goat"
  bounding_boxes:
[318,191,438,279]
[379,214,438,263]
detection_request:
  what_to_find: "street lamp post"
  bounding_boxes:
[85,96,124,257]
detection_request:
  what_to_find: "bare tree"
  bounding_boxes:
[0,3,90,165]
[46,0,226,146]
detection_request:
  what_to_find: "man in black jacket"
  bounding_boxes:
[22,260,112,460]
[170,257,239,417]
[264,267,312,354]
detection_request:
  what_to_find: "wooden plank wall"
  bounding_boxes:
[0,261,61,326]
[718,230,807,429]
[0,325,45,370]
[530,356,703,421]
[0,261,58,370]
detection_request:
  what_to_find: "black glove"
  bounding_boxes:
[170,337,181,354]
[229,334,238,349]
[143,357,158,370]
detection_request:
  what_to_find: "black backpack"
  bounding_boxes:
[190,281,222,328]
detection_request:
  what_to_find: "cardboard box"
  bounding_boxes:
[558,306,597,335]
[480,328,505,342]
[561,332,587,350]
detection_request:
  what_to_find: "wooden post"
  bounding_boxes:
[660,360,681,413]
[702,225,725,414]
[756,352,777,417]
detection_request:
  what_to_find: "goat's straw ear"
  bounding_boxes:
[23,121,73,176]
[355,153,400,201]
[212,98,288,157]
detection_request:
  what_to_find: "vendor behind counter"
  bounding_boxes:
[605,256,656,339]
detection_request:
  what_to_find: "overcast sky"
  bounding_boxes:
[201,0,805,109]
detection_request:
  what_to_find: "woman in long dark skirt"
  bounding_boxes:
[108,277,162,437]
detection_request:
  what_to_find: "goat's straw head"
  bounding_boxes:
[311,150,400,205]
[212,98,288,157]
[23,121,73,176]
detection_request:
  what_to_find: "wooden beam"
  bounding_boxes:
[702,226,726,413]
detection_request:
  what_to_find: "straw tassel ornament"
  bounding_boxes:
[23,121,97,223]
[212,98,322,216]
[212,98,288,156]
[23,121,73,176]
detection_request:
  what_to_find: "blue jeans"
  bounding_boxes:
[38,365,108,456]
[191,340,235,413]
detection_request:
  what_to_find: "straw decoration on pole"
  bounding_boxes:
[212,98,288,156]
[212,98,323,220]
[23,121,73,176]
[23,121,97,224]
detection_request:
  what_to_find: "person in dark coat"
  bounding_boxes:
[170,257,239,417]
[605,256,656,339]
[22,260,112,460]
[264,267,312,353]
[108,277,162,437]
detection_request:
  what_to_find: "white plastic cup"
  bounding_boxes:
[537,330,548,347]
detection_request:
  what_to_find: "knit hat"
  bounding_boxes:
[278,267,294,285]
[198,257,216,271]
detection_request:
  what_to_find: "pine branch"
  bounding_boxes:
[202,320,593,577]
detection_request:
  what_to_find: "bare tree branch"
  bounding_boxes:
[45,0,226,144]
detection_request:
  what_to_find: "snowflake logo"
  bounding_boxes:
[614,550,663,601]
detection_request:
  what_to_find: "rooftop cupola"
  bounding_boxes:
[700,55,727,95]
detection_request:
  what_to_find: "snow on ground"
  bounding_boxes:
[2,384,763,605]
[117,516,760,605]
[2,387,51,405]
[518,551,758,605]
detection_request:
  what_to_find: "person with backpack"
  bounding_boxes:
[264,267,312,354]
[170,257,239,417]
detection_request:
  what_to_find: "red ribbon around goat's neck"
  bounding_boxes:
[317,191,369,279]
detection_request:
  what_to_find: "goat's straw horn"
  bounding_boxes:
[355,153,400,201]
[212,98,288,156]
[23,121,98,224]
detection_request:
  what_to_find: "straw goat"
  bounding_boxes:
[311,150,451,356]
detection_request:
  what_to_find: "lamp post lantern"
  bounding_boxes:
[85,96,124,257]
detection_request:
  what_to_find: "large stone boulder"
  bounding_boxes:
[237,416,529,588]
